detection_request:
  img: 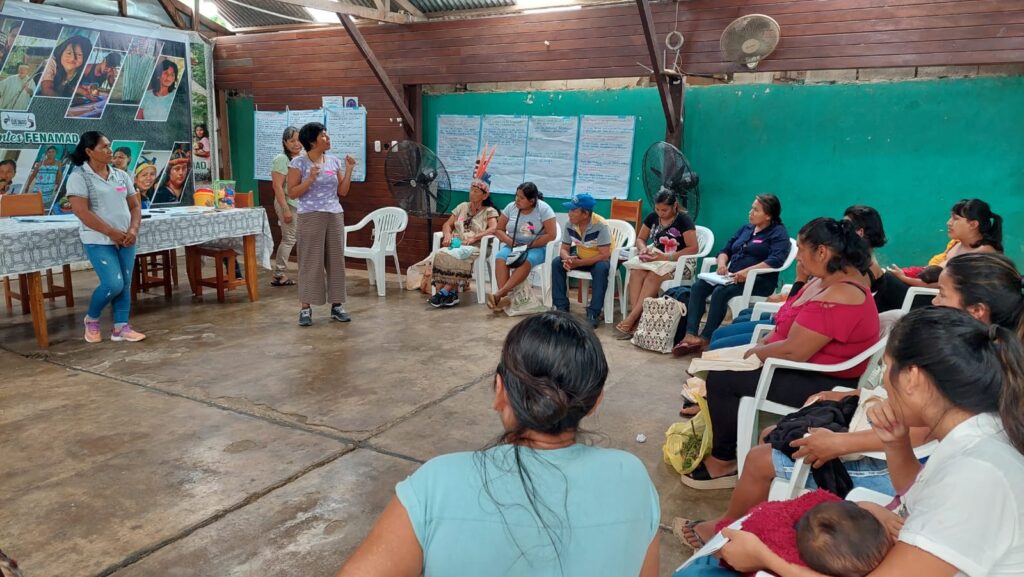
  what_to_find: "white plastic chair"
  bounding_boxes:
[565,219,636,324]
[619,226,715,320]
[488,219,562,307]
[699,238,798,319]
[343,207,408,297]
[430,232,493,305]
[900,286,939,314]
[736,333,890,477]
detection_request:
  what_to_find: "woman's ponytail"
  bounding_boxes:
[992,324,1024,453]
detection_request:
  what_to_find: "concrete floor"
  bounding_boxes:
[0,262,729,577]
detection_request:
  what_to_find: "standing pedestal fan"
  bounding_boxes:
[641,141,700,220]
[384,141,452,256]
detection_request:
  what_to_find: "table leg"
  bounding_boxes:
[243,235,259,302]
[27,271,49,348]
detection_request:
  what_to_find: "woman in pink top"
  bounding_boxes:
[682,218,880,490]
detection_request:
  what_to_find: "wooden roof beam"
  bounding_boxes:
[636,0,679,144]
[157,0,186,29]
[338,13,416,138]
[118,0,128,17]
[272,0,423,25]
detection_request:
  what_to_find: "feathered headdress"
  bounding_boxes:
[471,144,496,193]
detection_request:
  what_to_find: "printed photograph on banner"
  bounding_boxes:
[133,149,171,207]
[135,55,184,122]
[151,142,193,205]
[189,40,207,90]
[344,96,358,108]
[0,18,25,73]
[18,145,72,213]
[192,123,212,182]
[65,49,126,119]
[109,37,164,106]
[0,149,23,195]
[95,31,133,53]
[110,140,145,174]
[34,27,100,99]
[0,36,56,111]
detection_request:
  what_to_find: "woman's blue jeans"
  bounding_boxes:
[84,243,137,324]
[708,319,775,350]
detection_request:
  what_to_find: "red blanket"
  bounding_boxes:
[714,490,841,576]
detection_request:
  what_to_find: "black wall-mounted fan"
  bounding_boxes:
[641,141,700,220]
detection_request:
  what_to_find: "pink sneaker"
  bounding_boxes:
[111,324,146,342]
[84,318,102,343]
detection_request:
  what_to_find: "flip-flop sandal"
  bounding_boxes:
[671,517,707,550]
[485,294,498,310]
[678,401,700,418]
[680,461,738,490]
[270,277,296,287]
[613,326,635,340]
[671,340,705,358]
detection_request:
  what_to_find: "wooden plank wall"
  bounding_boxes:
[214,0,1024,266]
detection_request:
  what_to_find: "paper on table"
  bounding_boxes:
[675,517,747,572]
[697,272,736,286]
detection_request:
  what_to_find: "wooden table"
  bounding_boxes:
[1,207,272,348]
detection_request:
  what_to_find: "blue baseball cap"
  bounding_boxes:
[563,193,596,211]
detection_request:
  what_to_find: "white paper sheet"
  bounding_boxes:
[324,105,367,182]
[574,115,636,199]
[287,108,324,129]
[436,114,482,192]
[254,110,289,181]
[524,115,578,198]
[480,115,528,194]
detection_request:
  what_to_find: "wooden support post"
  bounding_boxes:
[404,84,422,142]
[338,14,416,139]
[635,0,681,145]
[118,0,128,17]
[193,0,201,31]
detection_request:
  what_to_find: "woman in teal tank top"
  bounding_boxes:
[336,312,662,577]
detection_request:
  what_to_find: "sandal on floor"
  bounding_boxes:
[671,517,707,550]
[614,326,635,340]
[678,401,700,418]
[270,277,296,287]
[680,461,738,490]
[671,340,706,358]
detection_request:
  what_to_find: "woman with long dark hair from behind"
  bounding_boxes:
[714,306,1024,577]
[66,131,145,343]
[336,312,661,577]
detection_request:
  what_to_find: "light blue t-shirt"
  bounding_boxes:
[396,443,660,577]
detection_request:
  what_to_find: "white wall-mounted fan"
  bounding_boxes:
[720,14,781,70]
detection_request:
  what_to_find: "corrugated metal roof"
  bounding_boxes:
[32,0,528,32]
[412,0,515,12]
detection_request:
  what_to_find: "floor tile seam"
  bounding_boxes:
[360,369,495,441]
[91,446,355,577]
[5,346,366,446]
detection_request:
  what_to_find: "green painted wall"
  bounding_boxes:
[423,77,1024,270]
[226,95,258,202]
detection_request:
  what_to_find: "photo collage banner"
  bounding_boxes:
[0,3,214,213]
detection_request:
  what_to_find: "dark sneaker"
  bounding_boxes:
[429,292,445,308]
[586,312,601,328]
[331,304,351,322]
[442,292,460,307]
[299,308,312,326]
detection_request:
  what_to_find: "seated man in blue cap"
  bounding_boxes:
[552,193,612,327]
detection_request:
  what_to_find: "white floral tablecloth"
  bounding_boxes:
[0,207,272,276]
